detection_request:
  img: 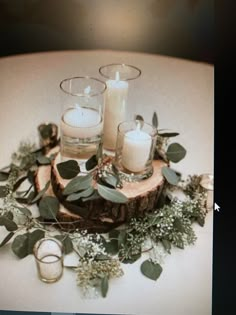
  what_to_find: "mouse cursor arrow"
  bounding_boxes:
[214,203,220,212]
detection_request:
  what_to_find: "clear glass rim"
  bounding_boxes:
[118,120,158,137]
[33,237,64,263]
[60,76,107,97]
[99,63,142,81]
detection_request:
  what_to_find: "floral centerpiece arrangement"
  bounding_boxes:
[0,112,208,298]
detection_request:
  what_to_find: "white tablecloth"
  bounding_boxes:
[0,50,214,315]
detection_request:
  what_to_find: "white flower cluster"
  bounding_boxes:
[72,230,106,262]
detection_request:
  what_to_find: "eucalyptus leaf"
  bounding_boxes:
[0,186,8,198]
[140,260,162,281]
[0,216,18,231]
[63,174,93,195]
[13,176,28,192]
[27,229,45,254]
[57,160,80,179]
[158,132,179,138]
[27,170,35,184]
[11,229,45,259]
[85,155,98,171]
[0,232,15,248]
[0,171,9,181]
[161,239,171,254]
[66,186,94,202]
[100,173,118,188]
[37,156,51,165]
[39,196,59,219]
[15,206,32,217]
[11,234,28,258]
[166,143,187,163]
[81,190,100,202]
[162,167,180,185]
[97,184,128,203]
[30,181,50,203]
[152,112,158,128]
[101,275,109,298]
[5,211,13,220]
[109,230,120,239]
[118,230,127,248]
[54,235,73,254]
[104,239,119,255]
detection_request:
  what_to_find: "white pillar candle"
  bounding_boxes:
[103,72,128,150]
[60,106,102,139]
[122,126,152,172]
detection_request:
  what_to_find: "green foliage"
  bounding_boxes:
[162,167,180,185]
[97,184,128,203]
[0,215,18,231]
[57,160,80,179]
[0,232,15,247]
[166,143,187,163]
[0,120,208,298]
[63,174,93,195]
[0,171,9,181]
[38,196,60,219]
[36,156,51,165]
[85,155,98,171]
[0,186,8,198]
[54,234,73,254]
[66,187,95,202]
[101,275,109,297]
[30,181,50,203]
[141,260,162,281]
[12,229,45,258]
[152,112,158,128]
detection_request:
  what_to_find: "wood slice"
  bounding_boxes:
[35,148,166,233]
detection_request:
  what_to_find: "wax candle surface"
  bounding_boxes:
[122,129,152,172]
[61,107,102,139]
[103,74,128,150]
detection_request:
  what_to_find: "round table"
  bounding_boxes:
[0,50,214,315]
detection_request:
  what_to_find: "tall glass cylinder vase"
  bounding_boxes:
[59,76,106,171]
[99,64,141,154]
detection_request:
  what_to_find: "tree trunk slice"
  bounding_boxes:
[35,148,166,233]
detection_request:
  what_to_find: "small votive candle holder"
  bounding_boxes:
[99,64,141,154]
[113,120,157,181]
[59,76,106,170]
[200,173,214,211]
[33,237,64,283]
